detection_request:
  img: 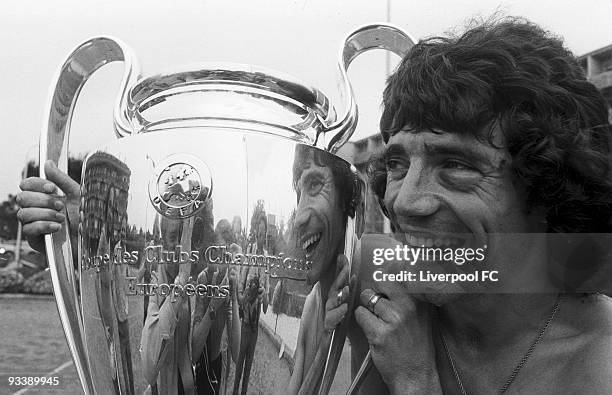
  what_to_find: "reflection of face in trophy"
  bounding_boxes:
[293,147,349,285]
[215,218,236,246]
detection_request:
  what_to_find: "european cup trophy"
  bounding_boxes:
[41,24,414,394]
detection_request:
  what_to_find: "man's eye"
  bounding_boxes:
[385,158,408,177]
[442,160,474,171]
[439,160,482,189]
[307,179,323,193]
[385,159,398,171]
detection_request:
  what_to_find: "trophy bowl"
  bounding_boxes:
[40,25,413,395]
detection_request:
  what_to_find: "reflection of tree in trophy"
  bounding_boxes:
[81,152,135,395]
[82,153,130,249]
[248,199,266,248]
[232,215,246,251]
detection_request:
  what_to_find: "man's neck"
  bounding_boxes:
[438,293,560,352]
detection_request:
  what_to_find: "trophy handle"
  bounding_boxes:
[40,37,139,395]
[325,23,415,153]
[317,24,414,395]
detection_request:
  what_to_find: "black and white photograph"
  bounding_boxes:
[1,1,611,394]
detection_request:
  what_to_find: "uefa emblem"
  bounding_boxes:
[148,153,213,219]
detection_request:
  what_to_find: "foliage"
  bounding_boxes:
[0,195,19,240]
[0,269,24,293]
[22,270,53,294]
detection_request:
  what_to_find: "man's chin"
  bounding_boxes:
[412,292,464,306]
[306,266,324,286]
[305,255,335,286]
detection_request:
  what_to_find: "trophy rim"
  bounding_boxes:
[127,62,335,137]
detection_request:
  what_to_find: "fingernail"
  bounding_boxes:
[54,201,64,210]
[49,223,61,232]
[44,184,56,193]
[56,213,66,221]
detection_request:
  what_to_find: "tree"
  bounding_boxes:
[0,195,19,240]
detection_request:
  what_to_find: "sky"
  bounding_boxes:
[2,0,612,199]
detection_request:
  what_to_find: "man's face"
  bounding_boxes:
[294,152,345,285]
[383,127,545,302]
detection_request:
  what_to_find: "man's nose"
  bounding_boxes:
[391,167,440,220]
[293,196,310,232]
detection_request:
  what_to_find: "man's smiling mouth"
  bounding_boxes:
[301,232,322,258]
[403,233,468,248]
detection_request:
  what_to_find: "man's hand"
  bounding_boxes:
[324,254,350,332]
[194,268,228,319]
[354,284,442,395]
[17,160,80,253]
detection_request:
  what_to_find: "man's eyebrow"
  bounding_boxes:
[382,143,407,159]
[423,141,490,164]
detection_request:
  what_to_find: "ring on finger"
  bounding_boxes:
[367,293,384,312]
[337,289,344,303]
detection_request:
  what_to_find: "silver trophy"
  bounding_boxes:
[41,24,413,394]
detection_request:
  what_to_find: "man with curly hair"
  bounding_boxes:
[338,18,612,394]
[286,145,357,394]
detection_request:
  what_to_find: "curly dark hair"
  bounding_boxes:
[372,17,612,233]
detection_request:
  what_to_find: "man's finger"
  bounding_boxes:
[359,288,397,321]
[354,306,383,343]
[44,160,80,197]
[18,207,65,224]
[360,288,383,308]
[338,285,349,304]
[19,177,57,194]
[326,285,348,310]
[325,304,348,329]
[16,191,65,210]
[23,221,61,237]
